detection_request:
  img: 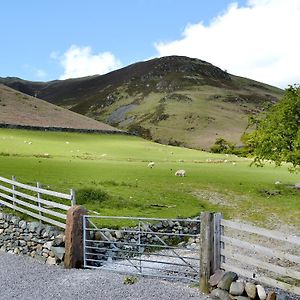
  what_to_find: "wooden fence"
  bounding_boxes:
[0,175,75,229]
[220,219,300,295]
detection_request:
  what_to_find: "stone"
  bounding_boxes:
[217,271,238,291]
[30,251,36,258]
[276,293,288,300]
[64,205,87,268]
[51,246,65,261]
[245,282,257,299]
[115,230,123,239]
[209,269,225,287]
[19,220,27,230]
[229,281,244,296]
[43,241,53,250]
[52,234,64,246]
[211,288,230,300]
[236,297,250,300]
[46,256,56,265]
[295,182,300,189]
[266,291,276,300]
[29,222,40,233]
[256,285,267,300]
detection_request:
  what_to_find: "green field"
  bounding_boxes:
[0,128,299,230]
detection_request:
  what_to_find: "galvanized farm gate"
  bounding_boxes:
[83,215,202,282]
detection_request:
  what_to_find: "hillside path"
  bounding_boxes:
[0,251,212,300]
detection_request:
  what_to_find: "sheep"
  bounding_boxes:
[175,169,186,177]
[148,162,155,168]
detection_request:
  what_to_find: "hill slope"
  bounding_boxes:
[0,56,283,149]
[0,84,123,133]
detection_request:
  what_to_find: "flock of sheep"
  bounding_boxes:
[147,161,186,177]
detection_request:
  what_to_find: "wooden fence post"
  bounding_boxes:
[64,205,87,268]
[200,212,222,293]
[12,175,16,211]
[37,182,42,225]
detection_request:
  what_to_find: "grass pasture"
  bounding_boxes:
[0,128,299,230]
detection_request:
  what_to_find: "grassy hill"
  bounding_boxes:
[0,84,122,133]
[0,56,284,149]
[0,128,299,230]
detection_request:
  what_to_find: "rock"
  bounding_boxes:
[256,285,267,300]
[245,282,257,299]
[115,230,123,239]
[217,271,238,291]
[43,241,53,250]
[230,281,244,296]
[52,234,64,246]
[30,251,36,258]
[236,297,250,300]
[46,256,56,265]
[266,291,276,300]
[211,288,230,300]
[209,269,225,287]
[19,220,27,230]
[28,222,40,232]
[51,246,65,261]
[276,293,288,300]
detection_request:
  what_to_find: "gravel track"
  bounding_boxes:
[0,251,211,300]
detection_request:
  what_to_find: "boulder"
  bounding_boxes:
[217,271,238,291]
[46,256,56,265]
[51,246,65,261]
[211,288,230,300]
[256,285,267,300]
[230,281,245,296]
[209,269,225,287]
[266,291,276,300]
[245,282,257,299]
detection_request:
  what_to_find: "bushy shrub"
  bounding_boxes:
[76,188,110,205]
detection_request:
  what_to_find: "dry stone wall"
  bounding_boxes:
[0,212,65,265]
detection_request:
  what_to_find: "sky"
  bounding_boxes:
[1,0,299,88]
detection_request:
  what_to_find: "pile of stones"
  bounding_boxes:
[0,212,65,265]
[209,270,290,300]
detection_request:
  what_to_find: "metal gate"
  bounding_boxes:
[83,215,200,282]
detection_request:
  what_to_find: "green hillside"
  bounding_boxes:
[0,56,284,150]
[0,128,299,230]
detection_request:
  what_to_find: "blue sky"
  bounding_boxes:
[1,0,299,87]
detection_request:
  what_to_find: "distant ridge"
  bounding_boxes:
[0,84,125,134]
[1,56,284,149]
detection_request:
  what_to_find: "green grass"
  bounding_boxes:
[0,128,299,229]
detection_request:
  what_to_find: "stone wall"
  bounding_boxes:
[0,212,65,265]
[86,219,200,267]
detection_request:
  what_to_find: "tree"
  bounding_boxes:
[249,85,300,171]
[210,137,235,153]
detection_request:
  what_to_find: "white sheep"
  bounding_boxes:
[148,162,155,168]
[175,169,186,177]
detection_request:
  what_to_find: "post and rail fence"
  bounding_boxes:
[0,177,299,296]
[0,175,75,229]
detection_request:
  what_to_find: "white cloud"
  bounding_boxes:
[155,0,300,88]
[58,45,122,80]
[35,69,47,79]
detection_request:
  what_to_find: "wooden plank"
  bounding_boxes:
[0,176,72,200]
[37,182,42,224]
[12,175,16,211]
[0,198,66,229]
[213,213,222,271]
[0,191,67,220]
[0,184,71,211]
[221,263,300,295]
[221,235,300,264]
[199,212,214,293]
[221,219,300,246]
[221,249,300,280]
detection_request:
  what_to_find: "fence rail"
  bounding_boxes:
[0,175,75,229]
[220,219,300,295]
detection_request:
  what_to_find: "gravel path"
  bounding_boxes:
[0,251,212,300]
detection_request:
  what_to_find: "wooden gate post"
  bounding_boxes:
[200,212,222,293]
[64,205,87,269]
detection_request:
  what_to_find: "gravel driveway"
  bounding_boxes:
[0,252,212,300]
